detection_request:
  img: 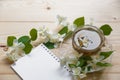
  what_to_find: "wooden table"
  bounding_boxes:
[0,0,120,80]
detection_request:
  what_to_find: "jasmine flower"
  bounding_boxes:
[6,39,25,61]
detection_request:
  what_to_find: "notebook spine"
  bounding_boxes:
[41,43,71,72]
[41,44,60,62]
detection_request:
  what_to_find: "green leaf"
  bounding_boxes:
[76,59,85,67]
[100,51,113,60]
[18,36,31,44]
[69,64,76,68]
[64,31,73,40]
[96,62,112,67]
[23,43,33,54]
[73,17,85,27]
[7,36,16,46]
[58,26,68,35]
[44,41,55,49]
[100,24,113,36]
[87,66,92,71]
[77,55,92,67]
[30,28,37,41]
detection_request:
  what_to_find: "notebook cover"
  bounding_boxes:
[11,44,72,80]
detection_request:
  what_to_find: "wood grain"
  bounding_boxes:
[0,0,120,80]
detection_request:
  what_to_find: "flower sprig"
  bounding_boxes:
[7,28,37,54]
[59,16,113,79]
[36,26,66,49]
[60,50,113,79]
[6,15,77,61]
[6,28,37,61]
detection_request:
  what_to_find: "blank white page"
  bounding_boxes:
[11,44,72,80]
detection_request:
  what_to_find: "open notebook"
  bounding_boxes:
[11,43,72,80]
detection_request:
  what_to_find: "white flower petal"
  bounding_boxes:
[72,67,81,75]
[68,24,77,31]
[57,15,67,24]
[79,74,86,79]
